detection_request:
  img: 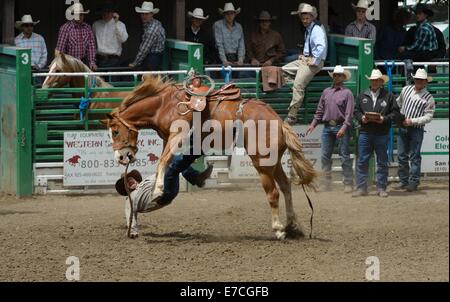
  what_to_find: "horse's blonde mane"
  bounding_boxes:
[119,75,174,111]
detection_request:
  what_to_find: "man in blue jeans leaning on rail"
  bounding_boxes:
[353,69,400,198]
[306,65,354,193]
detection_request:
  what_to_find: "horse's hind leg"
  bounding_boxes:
[274,163,305,238]
[254,164,286,240]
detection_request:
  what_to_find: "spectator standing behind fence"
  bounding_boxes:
[185,8,217,65]
[14,15,47,71]
[283,3,327,125]
[92,2,128,68]
[375,9,411,60]
[213,3,245,67]
[399,4,441,61]
[305,66,354,193]
[353,70,400,198]
[345,0,376,41]
[395,69,435,192]
[247,11,286,67]
[129,2,166,71]
[55,3,97,70]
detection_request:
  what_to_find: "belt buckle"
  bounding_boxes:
[329,120,337,126]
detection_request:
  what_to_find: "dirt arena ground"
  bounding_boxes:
[0,181,448,282]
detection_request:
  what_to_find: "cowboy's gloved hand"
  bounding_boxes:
[129,63,137,69]
[90,63,98,71]
[262,60,273,67]
[113,13,120,22]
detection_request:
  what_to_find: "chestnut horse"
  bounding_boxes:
[102,75,317,240]
[42,53,128,110]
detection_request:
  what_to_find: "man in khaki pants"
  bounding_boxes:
[283,3,327,125]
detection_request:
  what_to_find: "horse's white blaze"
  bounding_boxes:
[108,128,113,143]
[42,62,58,87]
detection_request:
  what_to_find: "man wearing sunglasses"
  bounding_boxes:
[14,15,48,71]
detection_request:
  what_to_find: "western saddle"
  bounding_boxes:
[178,76,242,115]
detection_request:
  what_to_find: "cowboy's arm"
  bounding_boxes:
[237,25,245,63]
[353,93,364,122]
[214,22,227,63]
[133,27,155,65]
[38,36,48,69]
[246,33,256,61]
[87,27,97,67]
[272,33,287,63]
[311,91,326,127]
[369,24,376,41]
[341,91,355,131]
[116,21,129,43]
[383,93,400,124]
[311,28,326,66]
[407,25,429,51]
[412,96,435,126]
[55,24,69,53]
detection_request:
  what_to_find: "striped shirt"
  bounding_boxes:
[345,20,376,40]
[15,33,47,69]
[56,21,96,66]
[133,19,166,66]
[397,85,435,128]
[213,19,245,63]
[407,20,438,52]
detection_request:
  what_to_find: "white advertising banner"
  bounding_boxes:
[229,125,323,179]
[64,130,163,186]
[421,119,449,173]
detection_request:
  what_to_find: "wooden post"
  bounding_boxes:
[319,0,328,29]
[1,0,15,44]
[174,0,185,40]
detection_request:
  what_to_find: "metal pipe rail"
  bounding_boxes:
[205,66,359,72]
[33,70,189,77]
[374,61,449,66]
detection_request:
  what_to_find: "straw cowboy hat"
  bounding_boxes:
[352,0,370,10]
[135,1,160,14]
[291,3,318,19]
[412,68,433,82]
[218,3,241,15]
[328,65,351,81]
[188,8,209,20]
[255,11,277,21]
[365,69,389,84]
[15,15,40,29]
[115,170,142,196]
[66,2,90,16]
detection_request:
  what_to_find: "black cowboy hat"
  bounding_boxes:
[96,1,116,14]
[115,169,142,196]
[414,3,434,18]
[254,11,277,21]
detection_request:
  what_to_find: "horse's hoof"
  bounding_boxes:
[285,224,305,239]
[275,230,286,240]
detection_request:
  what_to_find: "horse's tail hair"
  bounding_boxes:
[282,122,317,190]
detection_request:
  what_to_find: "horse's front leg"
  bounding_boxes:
[153,139,174,197]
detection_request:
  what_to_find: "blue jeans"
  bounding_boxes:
[158,153,202,205]
[142,52,163,71]
[356,132,390,191]
[397,127,424,187]
[321,125,354,186]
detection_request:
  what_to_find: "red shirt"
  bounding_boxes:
[56,21,96,66]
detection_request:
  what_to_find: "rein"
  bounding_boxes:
[123,163,134,238]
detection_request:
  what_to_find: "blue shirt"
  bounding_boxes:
[303,22,327,66]
[407,20,438,52]
[213,19,245,63]
[15,32,48,69]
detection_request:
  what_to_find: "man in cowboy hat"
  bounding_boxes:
[247,11,286,67]
[305,65,354,193]
[283,3,327,125]
[345,0,376,40]
[213,3,245,67]
[56,2,97,70]
[399,3,440,61]
[92,1,129,68]
[14,15,47,71]
[115,163,213,237]
[129,2,166,71]
[185,8,217,65]
[353,69,400,198]
[396,69,435,192]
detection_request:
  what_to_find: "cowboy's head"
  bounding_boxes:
[291,4,317,28]
[115,170,142,196]
[414,4,434,22]
[188,8,209,29]
[352,0,369,22]
[16,15,39,36]
[366,69,389,91]
[67,2,90,23]
[219,3,240,24]
[98,1,115,21]
[136,1,159,24]
[256,11,275,32]
[328,65,351,86]
[412,68,432,91]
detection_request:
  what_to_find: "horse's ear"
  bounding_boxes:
[60,52,68,65]
[100,113,113,127]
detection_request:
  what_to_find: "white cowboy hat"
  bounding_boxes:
[328,65,352,81]
[15,15,40,29]
[412,68,433,82]
[135,1,160,14]
[66,2,90,16]
[365,69,389,84]
[290,3,318,19]
[352,0,370,10]
[188,8,209,20]
[218,3,241,15]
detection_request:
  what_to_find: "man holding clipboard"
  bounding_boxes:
[353,70,401,198]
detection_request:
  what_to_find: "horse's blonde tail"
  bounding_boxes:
[282,122,317,190]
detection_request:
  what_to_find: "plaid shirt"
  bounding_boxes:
[407,20,438,52]
[15,33,47,69]
[56,21,96,66]
[133,19,166,66]
[345,20,376,41]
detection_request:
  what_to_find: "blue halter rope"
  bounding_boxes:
[384,60,395,162]
[79,76,97,121]
[221,65,233,83]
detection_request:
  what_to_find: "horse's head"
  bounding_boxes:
[42,53,89,88]
[101,112,139,165]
